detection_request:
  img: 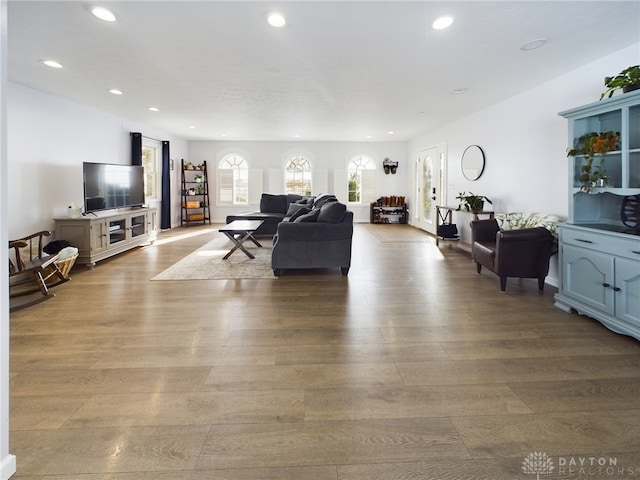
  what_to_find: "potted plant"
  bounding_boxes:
[456,192,492,212]
[567,130,619,193]
[600,65,640,99]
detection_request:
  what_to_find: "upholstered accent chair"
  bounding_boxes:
[470,218,555,292]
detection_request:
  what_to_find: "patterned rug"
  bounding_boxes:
[151,236,274,280]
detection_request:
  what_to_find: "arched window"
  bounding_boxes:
[347,155,376,204]
[285,155,312,195]
[218,153,249,205]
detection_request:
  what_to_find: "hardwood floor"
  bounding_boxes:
[9,224,640,479]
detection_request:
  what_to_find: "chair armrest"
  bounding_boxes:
[470,219,500,243]
[495,227,554,274]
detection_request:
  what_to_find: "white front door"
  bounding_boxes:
[414,144,446,236]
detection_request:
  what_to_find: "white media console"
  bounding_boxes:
[54,207,158,266]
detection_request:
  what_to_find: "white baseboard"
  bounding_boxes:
[1,454,16,480]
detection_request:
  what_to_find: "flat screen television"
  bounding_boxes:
[83,162,145,213]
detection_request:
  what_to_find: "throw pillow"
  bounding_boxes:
[317,201,346,223]
[260,194,287,214]
[285,203,308,217]
[288,207,311,222]
[293,209,320,223]
[313,194,337,209]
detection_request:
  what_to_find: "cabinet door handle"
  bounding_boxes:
[575,238,593,244]
[632,250,640,255]
[603,283,610,288]
[613,287,621,292]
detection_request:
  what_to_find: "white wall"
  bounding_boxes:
[188,140,407,223]
[7,82,188,238]
[410,42,639,221]
[407,42,640,286]
[0,2,16,478]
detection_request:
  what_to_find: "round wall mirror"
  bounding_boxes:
[461,145,485,181]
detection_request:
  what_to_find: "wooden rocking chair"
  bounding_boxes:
[9,231,69,312]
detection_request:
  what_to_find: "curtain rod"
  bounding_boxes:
[142,134,164,143]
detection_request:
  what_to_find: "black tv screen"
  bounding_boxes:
[83,162,145,213]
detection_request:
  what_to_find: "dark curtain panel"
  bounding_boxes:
[130,132,142,166]
[161,141,171,230]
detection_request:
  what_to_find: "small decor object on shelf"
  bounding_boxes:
[600,65,640,99]
[567,130,619,193]
[455,192,492,213]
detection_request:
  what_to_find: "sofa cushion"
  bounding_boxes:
[294,209,320,223]
[288,207,311,222]
[285,203,308,217]
[286,194,304,205]
[313,194,337,210]
[260,194,288,214]
[317,201,346,223]
[295,196,315,205]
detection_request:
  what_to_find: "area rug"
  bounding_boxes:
[362,223,433,243]
[151,236,274,280]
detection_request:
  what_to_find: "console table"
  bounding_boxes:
[435,205,494,249]
[54,207,157,266]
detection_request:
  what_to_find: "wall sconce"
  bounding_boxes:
[383,157,398,174]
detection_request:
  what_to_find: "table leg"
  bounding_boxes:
[222,231,258,259]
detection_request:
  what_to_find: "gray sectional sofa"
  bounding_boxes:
[225,193,308,235]
[226,193,353,275]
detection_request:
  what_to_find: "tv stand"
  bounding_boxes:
[54,207,158,266]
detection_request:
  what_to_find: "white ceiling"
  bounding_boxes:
[7,1,640,142]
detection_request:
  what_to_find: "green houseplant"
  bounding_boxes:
[600,65,640,100]
[567,130,619,193]
[456,192,492,212]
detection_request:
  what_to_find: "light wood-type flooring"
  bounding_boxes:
[8,224,640,479]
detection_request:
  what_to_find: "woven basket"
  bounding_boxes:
[56,253,79,278]
[43,253,79,281]
[187,213,205,222]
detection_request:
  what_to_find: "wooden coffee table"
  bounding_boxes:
[219,220,264,259]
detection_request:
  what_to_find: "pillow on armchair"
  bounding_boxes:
[495,212,564,238]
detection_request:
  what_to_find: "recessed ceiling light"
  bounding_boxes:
[432,16,454,30]
[220,133,227,137]
[188,125,196,129]
[450,88,467,95]
[148,107,159,112]
[109,89,123,95]
[387,131,395,135]
[521,38,547,51]
[267,12,286,27]
[91,6,116,22]
[42,59,63,69]
[366,135,373,139]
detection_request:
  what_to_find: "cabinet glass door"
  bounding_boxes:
[109,218,126,245]
[629,105,640,188]
[130,213,147,239]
